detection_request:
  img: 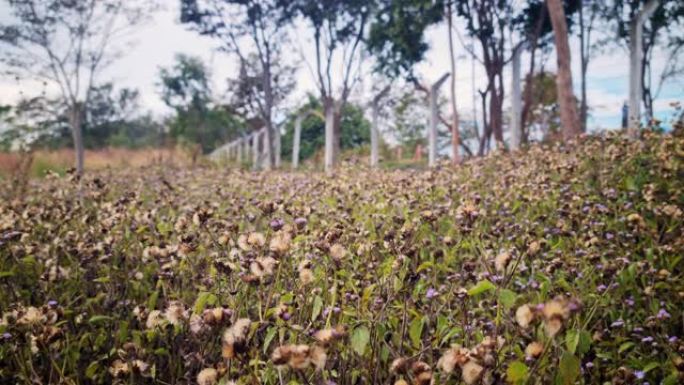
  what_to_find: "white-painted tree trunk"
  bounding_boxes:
[292,114,303,170]
[429,73,450,167]
[628,0,660,136]
[510,45,523,150]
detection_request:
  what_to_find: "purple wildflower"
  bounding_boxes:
[610,319,624,328]
[269,218,284,231]
[656,309,671,319]
[294,217,307,229]
[634,370,645,379]
[426,288,439,299]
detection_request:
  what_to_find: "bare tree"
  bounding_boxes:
[446,1,461,164]
[0,0,151,174]
[577,0,600,133]
[627,0,660,135]
[547,0,581,141]
[181,0,295,169]
[291,1,371,173]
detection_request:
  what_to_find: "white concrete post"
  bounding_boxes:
[429,73,451,167]
[274,125,281,169]
[252,132,259,170]
[324,100,336,173]
[371,86,391,168]
[260,128,270,170]
[293,113,303,170]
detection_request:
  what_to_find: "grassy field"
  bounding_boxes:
[0,132,682,385]
[0,147,191,179]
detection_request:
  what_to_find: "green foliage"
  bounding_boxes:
[280,96,371,163]
[0,132,682,384]
[159,54,247,153]
[368,0,444,78]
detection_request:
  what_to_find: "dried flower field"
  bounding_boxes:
[0,133,682,385]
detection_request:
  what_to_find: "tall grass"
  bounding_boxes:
[0,147,192,179]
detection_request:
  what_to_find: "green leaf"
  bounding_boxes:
[263,326,277,354]
[468,279,496,296]
[506,361,528,384]
[557,351,580,385]
[193,292,218,314]
[0,271,14,278]
[88,315,113,325]
[409,316,425,348]
[618,341,634,354]
[147,290,159,310]
[499,289,517,309]
[663,373,680,385]
[85,361,100,380]
[642,362,660,373]
[577,330,591,355]
[350,325,370,356]
[311,296,323,321]
[566,330,580,354]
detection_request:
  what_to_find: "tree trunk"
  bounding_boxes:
[579,1,588,133]
[628,0,659,136]
[521,19,543,141]
[490,77,504,146]
[447,2,461,164]
[478,89,491,156]
[547,0,581,141]
[510,45,523,150]
[68,103,85,175]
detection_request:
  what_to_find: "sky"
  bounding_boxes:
[1,1,682,133]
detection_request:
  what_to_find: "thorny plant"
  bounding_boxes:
[0,131,682,385]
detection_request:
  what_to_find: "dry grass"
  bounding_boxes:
[0,147,192,178]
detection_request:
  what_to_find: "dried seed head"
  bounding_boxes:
[145,310,164,329]
[269,232,291,254]
[515,304,534,328]
[461,361,484,385]
[222,318,251,359]
[494,251,511,272]
[525,341,544,358]
[196,367,218,385]
[330,244,347,261]
[390,357,410,374]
